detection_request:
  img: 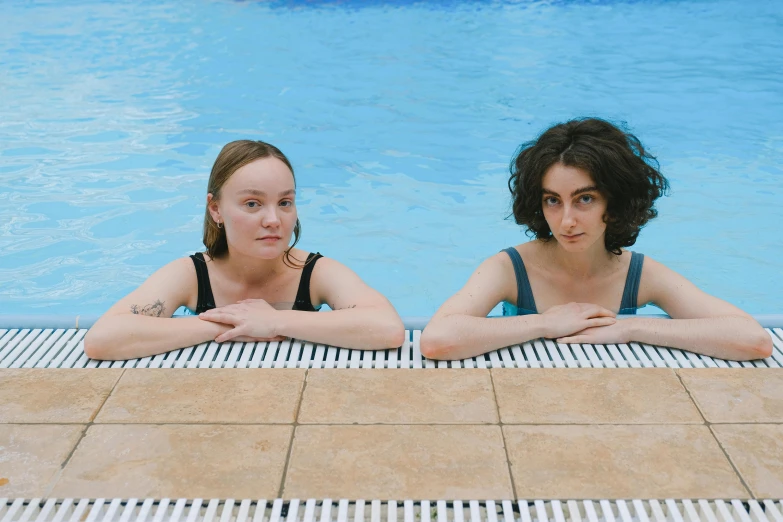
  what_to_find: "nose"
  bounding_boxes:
[260,205,281,228]
[561,203,577,230]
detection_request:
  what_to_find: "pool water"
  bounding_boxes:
[1,0,782,316]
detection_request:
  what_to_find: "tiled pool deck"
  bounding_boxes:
[1,368,782,500]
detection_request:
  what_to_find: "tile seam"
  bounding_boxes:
[674,370,710,424]
[277,367,308,498]
[489,370,517,499]
[708,424,758,500]
[674,366,748,498]
[41,368,127,500]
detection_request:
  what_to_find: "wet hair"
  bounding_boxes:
[508,118,670,255]
[203,139,302,267]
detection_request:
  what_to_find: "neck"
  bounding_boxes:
[544,238,616,278]
[217,248,287,285]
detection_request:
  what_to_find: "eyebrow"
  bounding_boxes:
[542,185,599,198]
[237,188,296,197]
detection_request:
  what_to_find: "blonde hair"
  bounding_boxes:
[203,140,302,267]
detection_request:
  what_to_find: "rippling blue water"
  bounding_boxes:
[1,0,781,316]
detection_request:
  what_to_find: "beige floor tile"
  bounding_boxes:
[284,425,512,499]
[679,369,783,423]
[51,424,292,498]
[712,424,783,498]
[504,425,747,499]
[492,368,702,424]
[0,369,122,423]
[95,369,305,424]
[0,424,84,497]
[299,369,497,424]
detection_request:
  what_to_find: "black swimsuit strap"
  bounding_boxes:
[293,252,322,311]
[189,253,216,314]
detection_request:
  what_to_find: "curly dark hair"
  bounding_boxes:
[508,118,670,255]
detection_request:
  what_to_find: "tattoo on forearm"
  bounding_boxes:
[337,304,357,310]
[130,300,166,317]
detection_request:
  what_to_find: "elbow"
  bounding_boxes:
[383,317,406,349]
[83,328,113,360]
[420,325,456,360]
[746,330,774,360]
[732,325,774,361]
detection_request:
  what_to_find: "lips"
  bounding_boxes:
[561,233,583,240]
[258,236,281,241]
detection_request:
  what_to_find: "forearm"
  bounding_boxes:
[624,316,772,361]
[421,314,548,360]
[274,307,405,350]
[84,315,227,360]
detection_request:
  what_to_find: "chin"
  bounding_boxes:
[556,239,591,253]
[255,245,287,258]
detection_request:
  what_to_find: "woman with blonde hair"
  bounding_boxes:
[85,140,405,359]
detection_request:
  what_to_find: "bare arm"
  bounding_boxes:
[558,258,772,360]
[420,253,616,360]
[199,258,405,350]
[84,258,229,360]
[277,257,405,349]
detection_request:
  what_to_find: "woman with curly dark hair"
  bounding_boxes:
[421,118,771,361]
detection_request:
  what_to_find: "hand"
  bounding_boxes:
[556,319,631,345]
[199,299,285,343]
[540,302,617,339]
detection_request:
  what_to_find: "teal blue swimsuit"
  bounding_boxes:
[501,247,644,316]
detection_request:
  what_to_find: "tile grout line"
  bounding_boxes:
[674,370,755,499]
[488,369,517,499]
[707,424,757,499]
[277,368,308,498]
[673,370,709,423]
[41,368,127,500]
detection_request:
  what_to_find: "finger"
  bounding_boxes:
[201,307,237,317]
[201,311,238,325]
[587,317,616,328]
[582,304,616,318]
[215,327,245,344]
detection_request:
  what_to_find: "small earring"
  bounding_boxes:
[216,221,222,229]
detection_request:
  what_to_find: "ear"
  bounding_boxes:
[207,193,221,224]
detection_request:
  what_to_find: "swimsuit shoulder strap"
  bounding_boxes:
[502,247,536,313]
[619,251,645,314]
[189,252,216,314]
[293,252,323,312]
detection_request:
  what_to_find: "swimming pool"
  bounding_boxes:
[1,0,781,317]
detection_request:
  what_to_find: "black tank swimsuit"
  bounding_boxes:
[188,252,323,314]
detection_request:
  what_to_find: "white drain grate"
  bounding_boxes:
[1,498,782,522]
[0,328,782,369]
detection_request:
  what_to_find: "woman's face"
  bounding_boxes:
[208,157,297,259]
[541,163,608,253]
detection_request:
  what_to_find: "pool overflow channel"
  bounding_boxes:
[0,327,782,369]
[2,498,783,522]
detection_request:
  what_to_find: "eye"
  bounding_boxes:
[279,199,293,207]
[578,194,594,204]
[544,196,559,206]
[246,200,260,208]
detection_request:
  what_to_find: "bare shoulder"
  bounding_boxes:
[101,256,198,318]
[467,248,521,302]
[638,255,679,285]
[479,249,517,280]
[307,253,351,277]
